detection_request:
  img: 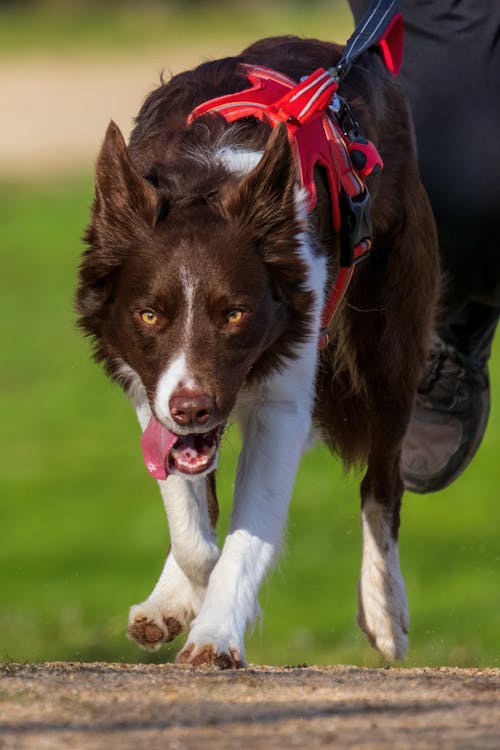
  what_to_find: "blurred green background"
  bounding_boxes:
[1,0,499,669]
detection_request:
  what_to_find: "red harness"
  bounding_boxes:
[187,49,397,347]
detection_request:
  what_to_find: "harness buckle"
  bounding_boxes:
[339,188,372,266]
[335,97,359,139]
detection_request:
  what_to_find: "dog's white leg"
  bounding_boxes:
[127,474,220,650]
[177,389,313,667]
[124,370,220,649]
[357,496,409,661]
[177,251,327,668]
[159,474,220,591]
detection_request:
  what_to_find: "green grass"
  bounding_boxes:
[1,176,499,668]
[0,1,353,57]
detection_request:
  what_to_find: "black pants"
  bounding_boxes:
[348,0,500,365]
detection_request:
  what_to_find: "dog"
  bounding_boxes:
[76,34,439,668]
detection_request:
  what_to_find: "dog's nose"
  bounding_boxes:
[169,391,214,427]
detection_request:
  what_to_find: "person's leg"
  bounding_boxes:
[347,0,500,491]
[400,215,500,492]
[443,304,499,366]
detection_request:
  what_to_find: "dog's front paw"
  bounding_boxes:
[127,552,210,651]
[176,640,245,669]
[127,599,193,651]
[357,573,409,661]
[176,615,246,668]
[127,604,185,651]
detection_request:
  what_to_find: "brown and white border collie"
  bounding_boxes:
[76,35,439,668]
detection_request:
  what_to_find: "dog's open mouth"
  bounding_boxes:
[169,429,220,475]
[141,416,221,479]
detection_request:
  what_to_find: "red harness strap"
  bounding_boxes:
[187,64,383,349]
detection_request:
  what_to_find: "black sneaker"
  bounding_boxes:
[401,335,490,493]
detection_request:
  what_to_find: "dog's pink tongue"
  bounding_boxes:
[141,416,177,480]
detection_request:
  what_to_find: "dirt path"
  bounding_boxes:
[1,663,499,749]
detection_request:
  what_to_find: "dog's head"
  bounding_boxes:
[76,121,314,477]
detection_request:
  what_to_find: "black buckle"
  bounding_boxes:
[333,96,359,140]
[339,188,372,266]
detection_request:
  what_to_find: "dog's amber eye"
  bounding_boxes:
[227,310,243,324]
[140,310,158,326]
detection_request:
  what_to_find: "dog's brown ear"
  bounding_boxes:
[221,123,311,316]
[221,124,313,363]
[77,122,158,336]
[221,123,301,247]
[93,121,158,237]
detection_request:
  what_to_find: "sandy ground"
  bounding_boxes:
[0,662,499,749]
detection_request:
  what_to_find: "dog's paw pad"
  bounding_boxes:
[177,642,245,669]
[127,615,182,651]
[163,616,183,640]
[215,647,244,670]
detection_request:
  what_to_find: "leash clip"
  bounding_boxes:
[334,96,359,139]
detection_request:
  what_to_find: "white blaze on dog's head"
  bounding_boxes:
[153,265,199,428]
[155,353,197,427]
